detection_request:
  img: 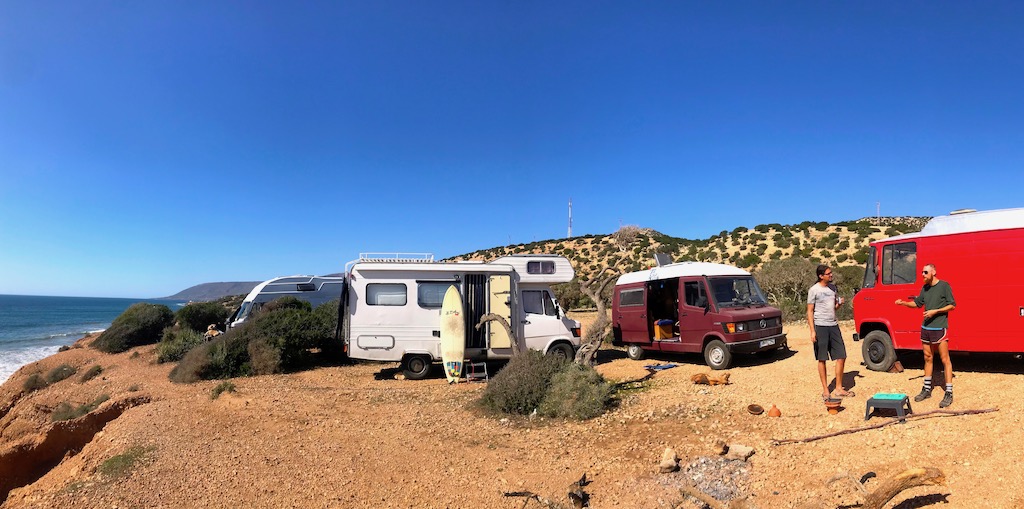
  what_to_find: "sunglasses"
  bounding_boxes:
[921,271,931,275]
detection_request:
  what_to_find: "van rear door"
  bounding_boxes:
[614,285,648,343]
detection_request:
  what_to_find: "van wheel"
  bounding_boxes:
[402,355,432,380]
[704,340,732,370]
[862,331,896,372]
[626,344,646,361]
[547,343,575,362]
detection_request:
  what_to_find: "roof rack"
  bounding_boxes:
[345,253,436,273]
[359,253,434,263]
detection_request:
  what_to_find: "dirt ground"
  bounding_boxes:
[2,313,1023,508]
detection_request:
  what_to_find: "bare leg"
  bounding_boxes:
[818,360,829,399]
[835,358,847,394]
[921,343,934,380]
[937,341,953,386]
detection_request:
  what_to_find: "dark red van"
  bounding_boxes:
[611,262,787,369]
[854,208,1024,371]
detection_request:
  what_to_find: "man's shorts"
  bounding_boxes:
[813,324,846,361]
[921,328,948,344]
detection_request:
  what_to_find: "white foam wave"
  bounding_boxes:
[0,345,62,384]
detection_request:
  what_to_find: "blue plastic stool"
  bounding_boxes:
[865,393,912,421]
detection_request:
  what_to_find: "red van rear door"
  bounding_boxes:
[615,285,649,343]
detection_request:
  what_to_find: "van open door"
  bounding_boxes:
[488,274,513,349]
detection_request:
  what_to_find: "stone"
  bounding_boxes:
[724,444,755,461]
[658,447,679,473]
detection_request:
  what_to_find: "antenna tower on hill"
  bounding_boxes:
[567,198,573,238]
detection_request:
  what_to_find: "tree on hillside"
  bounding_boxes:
[611,225,642,252]
[574,268,620,366]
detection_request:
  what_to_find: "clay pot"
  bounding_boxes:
[747,404,764,415]
[825,398,842,415]
[767,404,781,417]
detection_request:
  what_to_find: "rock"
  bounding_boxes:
[724,444,755,461]
[713,440,729,456]
[659,447,679,473]
[394,373,406,380]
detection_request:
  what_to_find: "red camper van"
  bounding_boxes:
[853,208,1024,371]
[611,262,787,370]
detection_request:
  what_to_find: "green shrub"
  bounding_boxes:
[51,394,110,422]
[79,365,103,383]
[170,297,342,382]
[93,303,174,353]
[538,364,612,420]
[98,446,152,477]
[157,327,206,363]
[480,350,566,415]
[175,302,230,332]
[46,364,77,384]
[210,381,236,400]
[23,373,48,393]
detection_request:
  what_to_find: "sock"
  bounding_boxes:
[922,377,932,392]
[945,383,953,394]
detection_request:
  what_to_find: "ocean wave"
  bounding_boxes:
[0,345,62,384]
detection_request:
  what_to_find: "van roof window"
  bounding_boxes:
[527,261,555,274]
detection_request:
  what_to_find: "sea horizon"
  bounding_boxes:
[0,294,185,383]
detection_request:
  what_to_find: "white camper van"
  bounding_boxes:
[343,253,582,379]
[228,275,346,328]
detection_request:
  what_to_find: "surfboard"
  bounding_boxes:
[440,285,466,383]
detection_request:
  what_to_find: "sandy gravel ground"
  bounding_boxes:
[2,314,1023,508]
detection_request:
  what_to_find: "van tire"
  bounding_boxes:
[862,330,896,372]
[547,343,575,362]
[626,344,646,360]
[704,340,732,370]
[402,355,432,380]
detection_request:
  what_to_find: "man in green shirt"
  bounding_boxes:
[896,264,957,408]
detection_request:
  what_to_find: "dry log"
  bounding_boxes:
[690,372,730,385]
[772,407,997,445]
[475,313,522,354]
[862,467,945,509]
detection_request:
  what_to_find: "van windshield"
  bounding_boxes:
[708,277,768,308]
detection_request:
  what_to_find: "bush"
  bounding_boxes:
[538,364,612,420]
[79,365,103,383]
[169,297,340,382]
[480,350,566,415]
[210,381,236,400]
[99,446,151,477]
[93,303,174,353]
[23,373,48,393]
[157,327,206,364]
[175,302,230,332]
[46,364,77,384]
[51,394,110,422]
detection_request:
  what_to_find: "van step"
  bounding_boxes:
[465,361,489,382]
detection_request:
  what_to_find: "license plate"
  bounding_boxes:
[759,338,776,348]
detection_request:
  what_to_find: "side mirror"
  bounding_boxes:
[853,287,860,295]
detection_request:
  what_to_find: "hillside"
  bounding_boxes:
[160,281,260,302]
[450,216,929,280]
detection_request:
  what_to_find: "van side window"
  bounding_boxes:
[619,289,644,307]
[367,283,408,306]
[523,290,557,316]
[862,246,877,288]
[683,281,707,307]
[527,261,556,274]
[882,242,917,285]
[417,282,457,308]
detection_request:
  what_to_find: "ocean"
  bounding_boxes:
[0,294,185,383]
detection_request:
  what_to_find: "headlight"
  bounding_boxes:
[737,323,746,332]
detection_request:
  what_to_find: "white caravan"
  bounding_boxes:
[228,275,346,328]
[343,253,582,379]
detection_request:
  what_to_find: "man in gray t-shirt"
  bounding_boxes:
[807,264,850,401]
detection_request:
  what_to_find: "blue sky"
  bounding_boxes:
[2,1,1023,298]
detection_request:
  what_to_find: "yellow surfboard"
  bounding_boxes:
[440,285,466,383]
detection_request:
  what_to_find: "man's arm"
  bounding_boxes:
[895,299,918,308]
[807,303,816,342]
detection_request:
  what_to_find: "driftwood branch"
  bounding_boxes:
[773,408,998,445]
[862,467,945,509]
[476,313,522,355]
